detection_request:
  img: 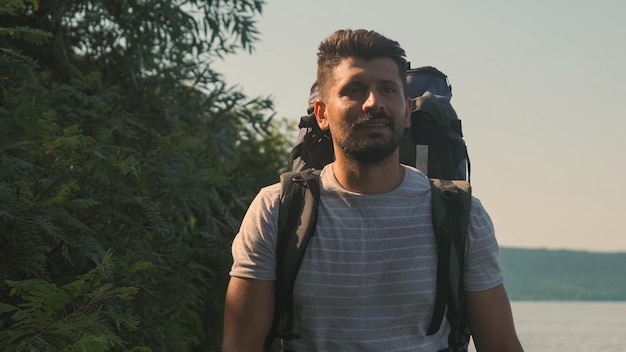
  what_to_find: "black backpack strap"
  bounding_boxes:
[264,168,321,352]
[265,172,470,351]
[427,179,472,352]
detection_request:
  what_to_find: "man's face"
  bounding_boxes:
[315,57,410,165]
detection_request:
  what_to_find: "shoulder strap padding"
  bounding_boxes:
[427,179,472,351]
[265,169,321,350]
[276,169,321,288]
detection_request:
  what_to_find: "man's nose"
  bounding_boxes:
[362,90,383,111]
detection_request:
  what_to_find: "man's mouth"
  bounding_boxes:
[359,119,389,129]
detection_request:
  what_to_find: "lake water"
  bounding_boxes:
[468,301,626,351]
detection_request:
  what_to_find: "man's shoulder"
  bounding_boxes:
[246,182,282,215]
[401,165,432,191]
[262,181,282,194]
[402,164,428,179]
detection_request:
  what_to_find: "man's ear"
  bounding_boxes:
[314,100,330,131]
[403,97,412,128]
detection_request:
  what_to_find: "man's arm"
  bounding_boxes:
[466,283,524,352]
[222,277,274,352]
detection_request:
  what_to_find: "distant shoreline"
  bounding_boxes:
[499,247,626,301]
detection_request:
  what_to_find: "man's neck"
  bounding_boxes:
[332,153,405,194]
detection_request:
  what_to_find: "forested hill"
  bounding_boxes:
[499,247,626,301]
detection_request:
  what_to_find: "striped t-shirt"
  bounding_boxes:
[230,164,503,351]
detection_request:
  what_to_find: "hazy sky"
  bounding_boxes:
[214,0,626,252]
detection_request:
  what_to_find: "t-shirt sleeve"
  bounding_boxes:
[229,184,281,281]
[464,197,504,291]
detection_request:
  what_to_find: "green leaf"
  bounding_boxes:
[0,303,19,313]
[67,198,101,210]
[0,26,52,45]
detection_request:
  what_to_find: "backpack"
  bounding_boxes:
[400,65,470,182]
[287,82,334,172]
[269,66,472,352]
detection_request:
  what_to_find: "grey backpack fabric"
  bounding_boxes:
[400,65,470,182]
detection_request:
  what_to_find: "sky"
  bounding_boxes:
[213,0,626,253]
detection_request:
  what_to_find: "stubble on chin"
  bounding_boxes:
[338,127,403,166]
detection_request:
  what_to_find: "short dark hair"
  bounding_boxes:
[316,29,407,99]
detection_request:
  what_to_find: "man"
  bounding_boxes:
[222,29,524,352]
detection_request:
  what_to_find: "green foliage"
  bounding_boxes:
[0,0,49,75]
[0,26,52,45]
[0,0,40,14]
[1,0,290,351]
[0,251,144,352]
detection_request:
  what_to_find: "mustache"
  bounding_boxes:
[353,111,393,126]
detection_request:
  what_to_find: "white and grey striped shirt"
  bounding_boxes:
[231,164,503,351]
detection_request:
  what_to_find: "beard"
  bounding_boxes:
[335,111,404,166]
